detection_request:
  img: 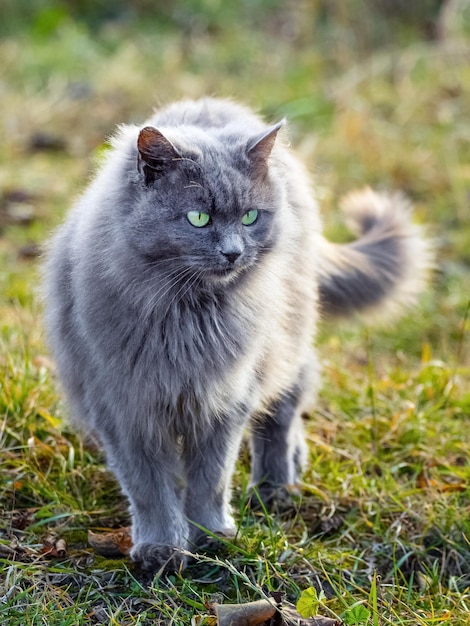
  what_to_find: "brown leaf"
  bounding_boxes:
[11,509,35,531]
[213,599,277,626]
[211,597,341,626]
[416,469,466,493]
[41,534,67,558]
[88,527,132,557]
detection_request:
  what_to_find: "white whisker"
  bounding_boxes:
[140,266,196,322]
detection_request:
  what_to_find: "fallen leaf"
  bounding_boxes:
[210,594,340,626]
[11,509,35,530]
[41,534,67,558]
[416,469,466,492]
[88,527,132,557]
[213,598,276,626]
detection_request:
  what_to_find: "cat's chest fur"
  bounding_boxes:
[119,276,259,425]
[151,286,246,384]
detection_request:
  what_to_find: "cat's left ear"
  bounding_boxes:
[247,121,285,165]
[137,126,181,185]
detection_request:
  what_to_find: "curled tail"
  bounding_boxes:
[317,188,433,320]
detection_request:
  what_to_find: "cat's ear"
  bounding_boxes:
[137,126,181,184]
[247,121,284,170]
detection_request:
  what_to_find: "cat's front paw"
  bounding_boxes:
[131,542,187,573]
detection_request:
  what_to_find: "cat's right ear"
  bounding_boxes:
[246,121,284,176]
[137,126,181,185]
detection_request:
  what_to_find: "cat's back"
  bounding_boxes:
[147,98,265,134]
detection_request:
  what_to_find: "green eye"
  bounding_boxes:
[187,211,211,227]
[242,209,258,226]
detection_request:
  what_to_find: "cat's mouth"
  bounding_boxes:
[205,264,248,283]
[209,267,241,280]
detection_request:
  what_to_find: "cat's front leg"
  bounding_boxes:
[104,437,189,572]
[183,414,247,548]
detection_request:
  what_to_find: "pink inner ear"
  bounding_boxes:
[137,127,180,163]
[247,121,284,162]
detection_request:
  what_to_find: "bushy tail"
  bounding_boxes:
[317,188,433,320]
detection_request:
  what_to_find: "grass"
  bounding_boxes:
[1,2,470,624]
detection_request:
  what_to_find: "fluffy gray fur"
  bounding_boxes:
[43,98,431,572]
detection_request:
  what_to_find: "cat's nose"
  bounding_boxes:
[221,250,242,264]
[220,235,243,264]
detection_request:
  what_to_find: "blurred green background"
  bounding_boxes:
[1,2,470,623]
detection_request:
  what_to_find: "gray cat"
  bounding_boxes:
[43,98,431,572]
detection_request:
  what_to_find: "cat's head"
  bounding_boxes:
[124,122,285,284]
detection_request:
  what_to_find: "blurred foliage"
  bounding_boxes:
[1,1,470,623]
[0,0,454,44]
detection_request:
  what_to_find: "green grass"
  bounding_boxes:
[1,2,470,624]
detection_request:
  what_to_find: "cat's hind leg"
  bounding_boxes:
[249,386,308,512]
